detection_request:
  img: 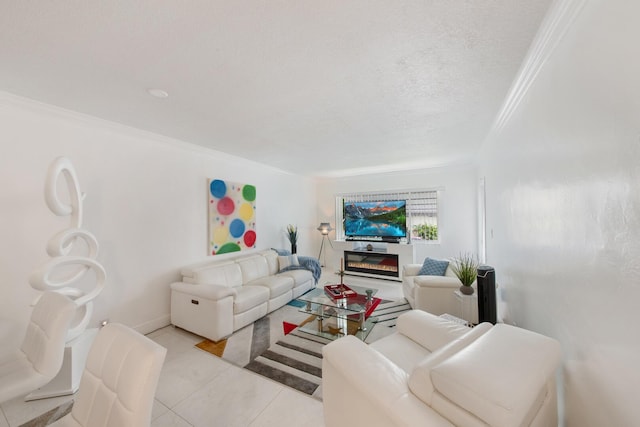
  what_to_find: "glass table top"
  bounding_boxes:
[296,284,379,314]
[294,284,379,340]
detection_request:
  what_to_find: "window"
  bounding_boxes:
[407,191,439,242]
[335,189,439,243]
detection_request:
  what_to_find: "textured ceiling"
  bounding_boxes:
[0,1,552,177]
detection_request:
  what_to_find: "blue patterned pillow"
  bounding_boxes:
[418,257,449,276]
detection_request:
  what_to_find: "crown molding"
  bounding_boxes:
[0,90,298,176]
[489,0,587,136]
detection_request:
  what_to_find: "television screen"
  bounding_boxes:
[343,200,407,238]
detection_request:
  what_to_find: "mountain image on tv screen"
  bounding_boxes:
[343,200,407,238]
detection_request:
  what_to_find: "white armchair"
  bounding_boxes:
[403,262,477,322]
[322,310,561,427]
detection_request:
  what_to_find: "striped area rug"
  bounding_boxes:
[239,298,411,399]
[370,298,412,328]
[244,328,331,397]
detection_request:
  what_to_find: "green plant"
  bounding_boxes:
[451,252,478,286]
[286,224,298,245]
[413,224,438,240]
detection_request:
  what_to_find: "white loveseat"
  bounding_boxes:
[170,249,314,341]
[323,310,561,427]
[403,262,477,322]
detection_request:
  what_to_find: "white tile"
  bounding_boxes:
[168,326,207,345]
[155,347,231,408]
[151,410,193,427]
[152,399,170,421]
[249,388,325,427]
[149,327,204,363]
[173,366,283,427]
[0,393,72,427]
[146,325,174,340]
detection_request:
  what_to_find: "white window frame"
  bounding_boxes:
[335,188,441,244]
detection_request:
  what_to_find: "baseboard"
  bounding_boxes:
[134,314,171,335]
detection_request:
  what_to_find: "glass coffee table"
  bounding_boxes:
[295,284,378,340]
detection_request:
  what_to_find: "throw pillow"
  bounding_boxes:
[278,255,300,271]
[418,257,449,276]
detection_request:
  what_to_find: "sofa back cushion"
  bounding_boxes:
[444,264,457,278]
[397,310,471,352]
[429,324,561,427]
[260,250,279,275]
[408,322,492,405]
[237,255,270,283]
[183,261,243,287]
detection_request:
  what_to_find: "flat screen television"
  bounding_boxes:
[343,200,407,240]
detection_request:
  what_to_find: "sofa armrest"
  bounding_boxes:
[170,282,237,300]
[403,264,423,277]
[430,324,561,427]
[322,336,454,427]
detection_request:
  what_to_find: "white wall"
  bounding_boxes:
[315,164,478,271]
[0,92,315,350]
[478,1,640,425]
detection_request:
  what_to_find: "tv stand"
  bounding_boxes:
[345,236,400,243]
[344,251,399,278]
[333,240,415,281]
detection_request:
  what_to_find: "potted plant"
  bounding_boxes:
[451,252,478,295]
[286,224,298,254]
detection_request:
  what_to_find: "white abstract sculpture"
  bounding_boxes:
[26,157,106,399]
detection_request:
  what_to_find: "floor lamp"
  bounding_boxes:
[317,222,334,267]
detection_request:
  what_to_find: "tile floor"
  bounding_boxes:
[0,272,403,427]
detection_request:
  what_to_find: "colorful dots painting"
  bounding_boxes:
[209,179,256,255]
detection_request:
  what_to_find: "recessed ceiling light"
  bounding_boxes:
[147,88,169,98]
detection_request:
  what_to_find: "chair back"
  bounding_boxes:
[20,291,76,378]
[66,323,166,427]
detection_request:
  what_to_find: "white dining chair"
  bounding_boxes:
[49,322,167,427]
[0,291,76,403]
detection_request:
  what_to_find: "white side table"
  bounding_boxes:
[454,290,478,325]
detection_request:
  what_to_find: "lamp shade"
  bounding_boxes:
[317,222,333,235]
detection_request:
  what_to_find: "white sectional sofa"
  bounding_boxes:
[323,310,561,427]
[170,249,314,341]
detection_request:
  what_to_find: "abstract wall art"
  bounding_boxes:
[208,179,257,255]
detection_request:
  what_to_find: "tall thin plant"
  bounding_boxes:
[451,252,478,287]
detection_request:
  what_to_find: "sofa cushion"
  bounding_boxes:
[233,286,270,313]
[418,258,449,276]
[408,323,492,405]
[278,268,312,287]
[429,324,561,427]
[369,332,433,374]
[183,261,243,287]
[246,275,293,298]
[278,255,299,270]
